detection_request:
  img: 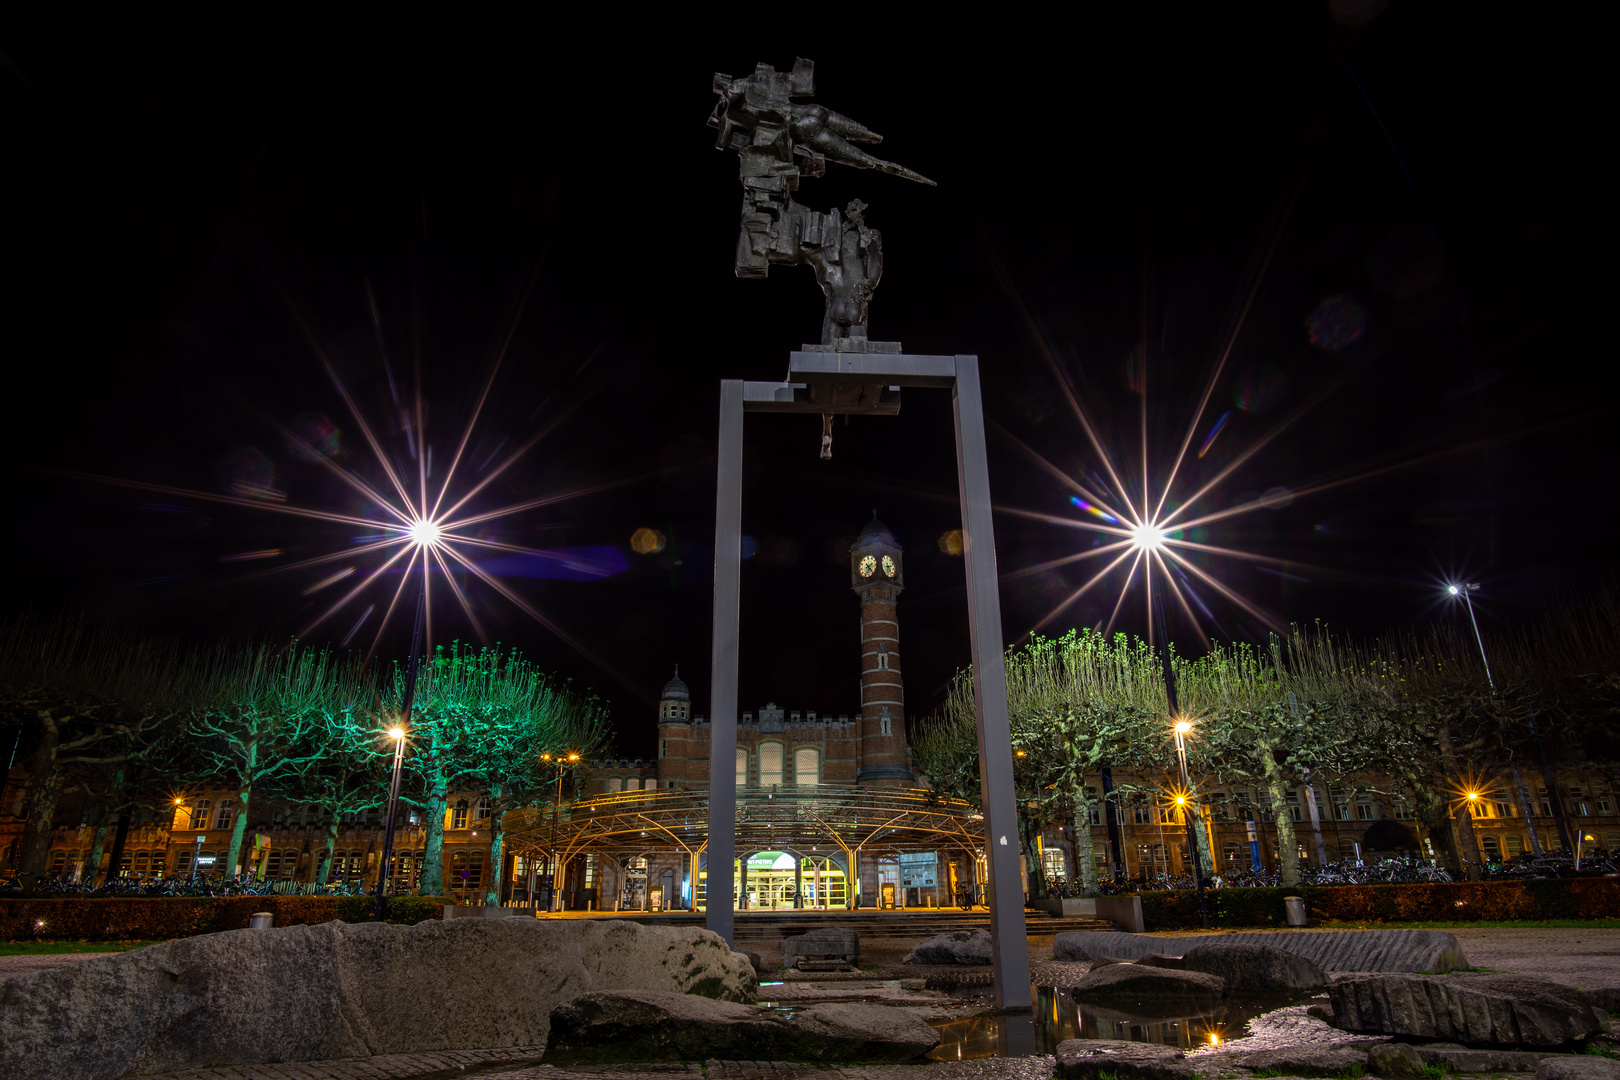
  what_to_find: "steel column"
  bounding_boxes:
[952,355,1033,1009]
[705,379,744,943]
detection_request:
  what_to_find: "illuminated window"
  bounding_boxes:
[189,800,210,829]
[214,801,235,831]
[736,748,748,787]
[451,800,469,830]
[760,743,783,787]
[795,747,820,786]
[1042,848,1067,882]
[1505,834,1524,856]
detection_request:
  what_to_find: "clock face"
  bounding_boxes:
[881,555,896,578]
[858,555,877,578]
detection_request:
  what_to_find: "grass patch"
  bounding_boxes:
[1585,1043,1619,1059]
[1251,1070,1285,1079]
[1315,919,1620,930]
[1422,1064,1453,1080]
[1338,1066,1365,1080]
[0,939,163,955]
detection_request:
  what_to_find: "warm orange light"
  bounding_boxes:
[568,753,580,762]
[1175,794,1187,805]
[1174,721,1192,735]
[1466,791,1479,801]
[388,727,405,740]
[1015,750,1027,757]
[541,753,552,761]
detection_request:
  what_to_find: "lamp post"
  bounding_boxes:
[1448,582,1566,856]
[1171,718,1211,928]
[1577,832,1596,871]
[374,570,426,922]
[540,751,580,912]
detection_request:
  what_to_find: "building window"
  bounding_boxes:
[879,708,892,737]
[659,739,668,759]
[1494,799,1516,819]
[214,801,235,831]
[1285,790,1302,822]
[1132,806,1152,825]
[736,748,748,787]
[1480,835,1501,861]
[877,644,889,670]
[795,747,821,786]
[189,800,210,829]
[175,851,192,873]
[760,743,783,787]
[475,797,491,821]
[451,800,469,830]
[1223,841,1243,865]
[1042,848,1067,882]
[1505,834,1524,856]
[1088,805,1102,826]
[450,850,484,890]
[625,778,640,792]
[607,777,622,793]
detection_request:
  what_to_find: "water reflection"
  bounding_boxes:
[927,988,1298,1060]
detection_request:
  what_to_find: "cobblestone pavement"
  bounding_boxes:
[1446,926,1620,988]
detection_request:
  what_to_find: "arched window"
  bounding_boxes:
[879,707,892,737]
[607,777,622,793]
[625,778,640,792]
[451,799,469,830]
[1505,834,1524,856]
[474,797,491,821]
[795,747,820,787]
[877,644,889,670]
[1480,835,1501,860]
[760,743,783,787]
[736,748,748,787]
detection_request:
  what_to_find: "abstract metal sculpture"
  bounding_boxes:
[710,58,934,347]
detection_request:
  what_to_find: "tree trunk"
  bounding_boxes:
[83,800,109,889]
[485,810,506,906]
[16,713,63,886]
[1511,766,1544,856]
[1436,724,1484,880]
[316,820,338,885]
[1018,809,1047,901]
[225,785,252,877]
[105,809,133,884]
[1301,768,1330,867]
[1414,781,1461,872]
[1192,804,1216,876]
[419,787,448,896]
[1073,804,1099,894]
[1259,740,1301,887]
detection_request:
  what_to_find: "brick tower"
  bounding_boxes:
[850,513,912,786]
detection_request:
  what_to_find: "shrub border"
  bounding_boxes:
[0,895,452,941]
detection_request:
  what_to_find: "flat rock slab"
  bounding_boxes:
[1328,973,1603,1046]
[1539,1058,1620,1080]
[903,930,992,966]
[1068,963,1226,999]
[1053,929,1469,974]
[543,990,940,1063]
[1181,942,1327,995]
[1225,1046,1368,1077]
[1414,1043,1561,1072]
[1055,1038,1195,1080]
[0,918,756,1080]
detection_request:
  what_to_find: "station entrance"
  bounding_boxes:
[694,850,849,910]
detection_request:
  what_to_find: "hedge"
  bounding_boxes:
[1135,878,1620,930]
[0,895,452,941]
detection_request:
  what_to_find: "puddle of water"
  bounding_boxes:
[927,987,1302,1060]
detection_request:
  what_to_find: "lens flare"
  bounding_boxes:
[1069,495,1120,523]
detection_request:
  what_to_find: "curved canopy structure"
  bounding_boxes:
[503,784,984,872]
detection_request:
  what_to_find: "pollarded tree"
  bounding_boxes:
[0,616,199,886]
[392,643,610,899]
[188,643,354,877]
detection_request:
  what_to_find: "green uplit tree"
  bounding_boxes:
[393,643,610,899]
[188,643,357,878]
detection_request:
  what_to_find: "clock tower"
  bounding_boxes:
[850,512,912,786]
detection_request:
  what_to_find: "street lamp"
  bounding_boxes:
[1169,715,1211,929]
[1577,833,1597,871]
[374,724,410,920]
[541,751,581,912]
[1447,581,1567,857]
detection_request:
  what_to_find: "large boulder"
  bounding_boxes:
[1068,963,1226,999]
[1328,974,1604,1047]
[1180,942,1327,994]
[782,927,859,965]
[1055,1037,1196,1080]
[544,990,939,1063]
[0,917,756,1080]
[903,928,992,965]
[1053,935,1095,962]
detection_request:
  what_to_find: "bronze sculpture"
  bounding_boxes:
[710,58,933,347]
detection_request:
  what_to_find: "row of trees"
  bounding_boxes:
[913,591,1620,894]
[0,615,611,901]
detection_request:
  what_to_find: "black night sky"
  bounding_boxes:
[2,10,1610,757]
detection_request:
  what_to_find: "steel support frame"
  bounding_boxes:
[706,352,1032,1009]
